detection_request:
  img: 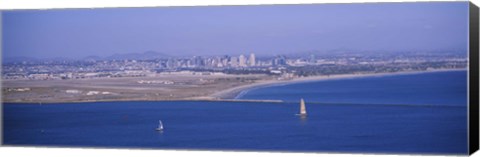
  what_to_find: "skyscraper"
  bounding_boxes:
[221,55,229,67]
[192,56,204,67]
[249,53,256,67]
[309,54,316,64]
[272,55,287,66]
[230,56,239,67]
[239,54,246,67]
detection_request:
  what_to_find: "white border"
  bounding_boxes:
[0,0,479,157]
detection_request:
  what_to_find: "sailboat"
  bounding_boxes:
[156,120,164,131]
[296,98,307,116]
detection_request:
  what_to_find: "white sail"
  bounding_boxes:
[299,98,307,115]
[157,120,164,131]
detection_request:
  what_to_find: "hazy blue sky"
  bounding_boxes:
[2,2,469,59]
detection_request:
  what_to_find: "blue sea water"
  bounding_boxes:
[238,71,468,106]
[3,70,468,154]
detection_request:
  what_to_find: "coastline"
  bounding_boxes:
[209,68,467,99]
[2,68,466,104]
[2,98,284,105]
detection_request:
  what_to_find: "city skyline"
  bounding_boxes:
[2,2,469,59]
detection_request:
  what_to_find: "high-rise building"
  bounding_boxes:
[166,58,176,68]
[249,53,256,67]
[272,55,287,66]
[213,57,222,67]
[309,54,316,64]
[192,56,204,67]
[221,55,229,67]
[239,54,246,67]
[230,56,239,67]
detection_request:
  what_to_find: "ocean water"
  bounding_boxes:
[3,71,468,154]
[238,71,468,106]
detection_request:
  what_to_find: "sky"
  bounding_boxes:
[2,2,469,59]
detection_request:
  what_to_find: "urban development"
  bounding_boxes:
[2,51,467,103]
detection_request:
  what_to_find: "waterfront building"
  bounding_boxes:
[221,55,230,67]
[272,55,287,66]
[230,56,239,67]
[239,54,247,67]
[249,53,256,67]
[192,56,204,67]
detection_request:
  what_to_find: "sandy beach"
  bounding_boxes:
[209,68,467,99]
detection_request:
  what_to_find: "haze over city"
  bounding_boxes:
[2,2,468,60]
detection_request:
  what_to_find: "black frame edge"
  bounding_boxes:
[469,1,480,155]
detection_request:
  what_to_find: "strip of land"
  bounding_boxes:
[1,68,465,103]
[209,68,466,99]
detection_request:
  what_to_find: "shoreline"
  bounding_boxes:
[209,68,467,99]
[2,98,284,105]
[2,68,466,104]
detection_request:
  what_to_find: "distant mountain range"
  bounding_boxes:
[103,51,171,60]
[2,56,40,63]
[3,49,467,64]
[3,51,171,63]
